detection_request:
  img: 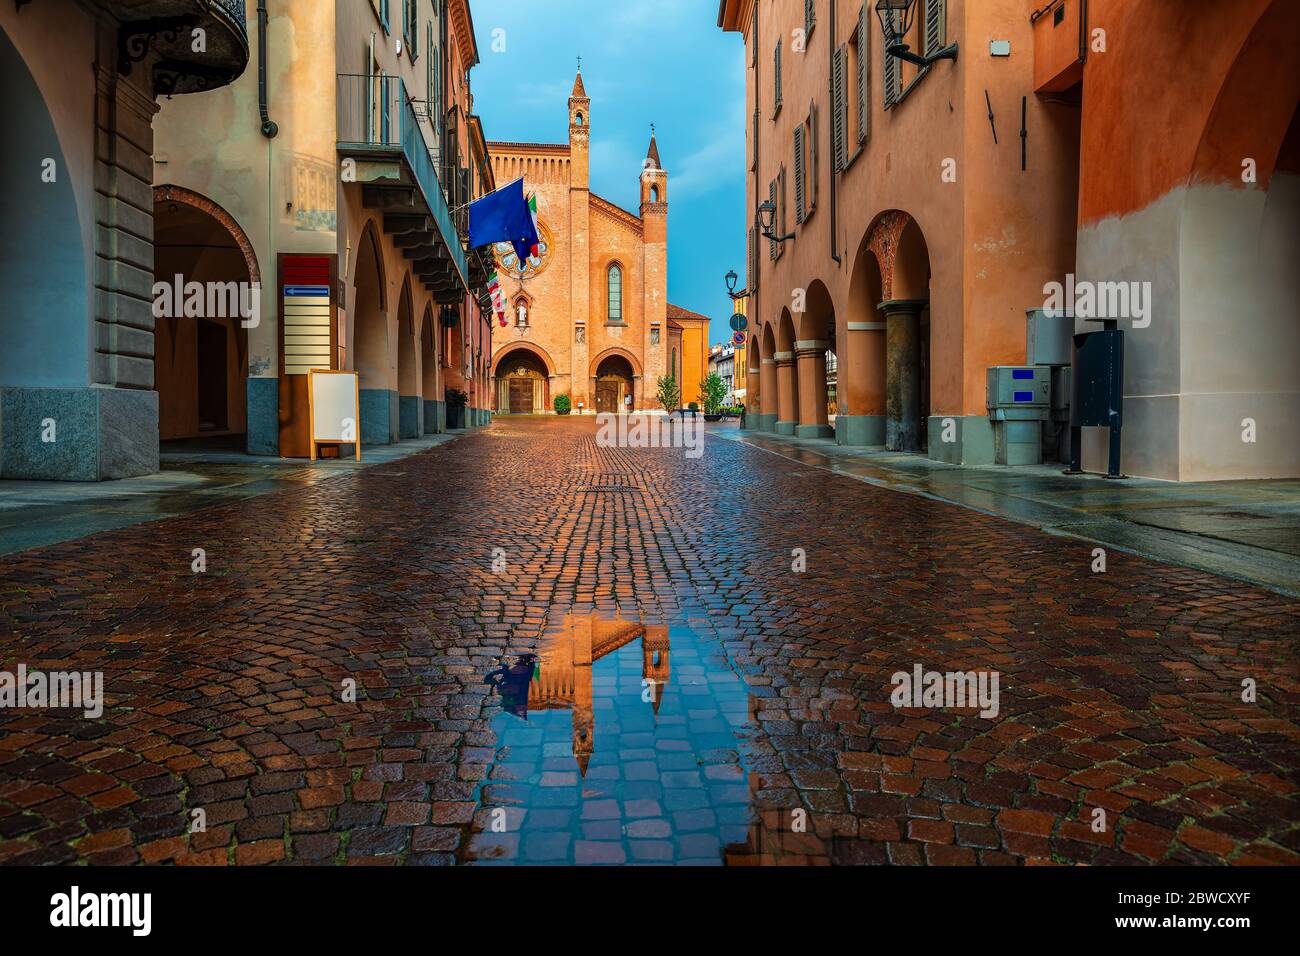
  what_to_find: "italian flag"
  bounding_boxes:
[527,193,540,257]
[487,271,507,326]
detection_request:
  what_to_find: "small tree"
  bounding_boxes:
[656,374,680,414]
[699,372,728,415]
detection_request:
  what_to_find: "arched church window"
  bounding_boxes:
[575,111,584,126]
[650,185,659,202]
[607,264,622,324]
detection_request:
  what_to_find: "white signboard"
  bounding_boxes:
[308,369,360,460]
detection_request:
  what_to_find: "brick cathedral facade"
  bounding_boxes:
[487,71,708,414]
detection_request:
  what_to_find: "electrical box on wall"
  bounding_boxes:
[990,40,1011,57]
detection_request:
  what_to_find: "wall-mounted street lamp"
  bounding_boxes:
[756,199,794,244]
[724,269,749,302]
[875,0,958,68]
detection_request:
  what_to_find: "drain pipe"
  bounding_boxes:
[257,0,278,138]
[829,0,840,265]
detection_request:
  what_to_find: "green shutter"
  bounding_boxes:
[794,126,805,223]
[925,0,945,56]
[883,31,897,108]
[775,41,782,110]
[768,181,778,260]
[805,0,816,35]
[858,2,870,143]
[831,46,845,172]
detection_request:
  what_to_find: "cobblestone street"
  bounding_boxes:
[0,418,1297,866]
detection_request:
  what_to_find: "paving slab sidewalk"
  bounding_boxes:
[0,432,465,557]
[714,424,1300,597]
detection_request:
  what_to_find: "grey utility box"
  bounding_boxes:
[1026,309,1073,366]
[987,366,1051,465]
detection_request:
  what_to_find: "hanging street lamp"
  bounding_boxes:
[875,0,958,68]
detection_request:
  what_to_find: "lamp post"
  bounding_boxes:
[875,0,958,68]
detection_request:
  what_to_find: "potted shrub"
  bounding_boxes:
[700,372,728,421]
[554,393,572,415]
[656,375,680,420]
[445,387,468,429]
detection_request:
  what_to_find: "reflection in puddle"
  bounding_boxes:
[467,614,774,865]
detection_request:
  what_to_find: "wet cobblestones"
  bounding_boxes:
[0,417,1297,865]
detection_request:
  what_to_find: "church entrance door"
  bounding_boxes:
[595,380,620,414]
[509,378,534,414]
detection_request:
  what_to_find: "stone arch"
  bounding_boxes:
[757,321,779,428]
[588,345,643,380]
[775,308,800,435]
[154,185,261,285]
[594,351,635,414]
[495,344,550,414]
[153,188,256,443]
[354,218,392,444]
[493,340,557,378]
[396,277,420,438]
[793,279,836,439]
[871,213,931,452]
[840,237,887,445]
[420,304,439,432]
[0,26,87,392]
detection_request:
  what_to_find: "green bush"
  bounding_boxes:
[554,393,572,415]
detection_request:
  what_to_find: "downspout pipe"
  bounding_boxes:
[829,0,840,265]
[257,0,278,138]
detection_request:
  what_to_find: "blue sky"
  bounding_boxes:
[470,0,745,346]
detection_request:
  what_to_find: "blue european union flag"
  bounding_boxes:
[468,177,538,264]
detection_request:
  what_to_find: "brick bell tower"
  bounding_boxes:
[641,128,668,400]
[569,68,592,411]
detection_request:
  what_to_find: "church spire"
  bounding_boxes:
[572,60,586,98]
[645,123,661,169]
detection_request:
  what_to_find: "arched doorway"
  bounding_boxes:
[594,354,634,414]
[353,223,392,444]
[420,305,440,433]
[495,346,549,414]
[396,279,419,438]
[775,309,800,435]
[795,280,836,439]
[153,192,255,448]
[870,211,931,453]
[758,322,778,431]
[841,238,887,445]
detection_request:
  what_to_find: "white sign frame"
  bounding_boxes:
[308,368,361,461]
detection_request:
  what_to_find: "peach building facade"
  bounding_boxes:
[720,0,1298,480]
[487,72,709,414]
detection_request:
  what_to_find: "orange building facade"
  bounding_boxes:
[487,72,709,414]
[719,0,1298,480]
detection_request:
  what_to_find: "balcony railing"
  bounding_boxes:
[337,73,468,289]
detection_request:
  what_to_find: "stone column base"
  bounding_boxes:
[836,415,885,446]
[927,415,995,465]
[753,413,778,432]
[1,386,158,481]
[795,423,835,439]
[399,395,421,438]
[423,399,444,434]
[246,378,279,455]
[774,419,797,436]
[360,388,397,445]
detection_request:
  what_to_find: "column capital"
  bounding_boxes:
[877,298,929,317]
[772,350,794,362]
[847,321,886,331]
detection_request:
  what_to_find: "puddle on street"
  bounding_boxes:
[465,614,783,865]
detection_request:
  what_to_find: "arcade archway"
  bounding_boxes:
[495,346,550,414]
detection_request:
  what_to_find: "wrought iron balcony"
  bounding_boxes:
[107,0,250,95]
[337,73,469,299]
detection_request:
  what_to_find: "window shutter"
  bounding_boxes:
[794,125,805,224]
[925,0,945,56]
[831,46,845,172]
[805,0,816,35]
[751,108,759,170]
[778,166,787,256]
[768,181,778,260]
[858,2,870,143]
[809,104,818,210]
[774,41,782,110]
[752,4,759,66]
[749,226,759,291]
[883,33,898,108]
